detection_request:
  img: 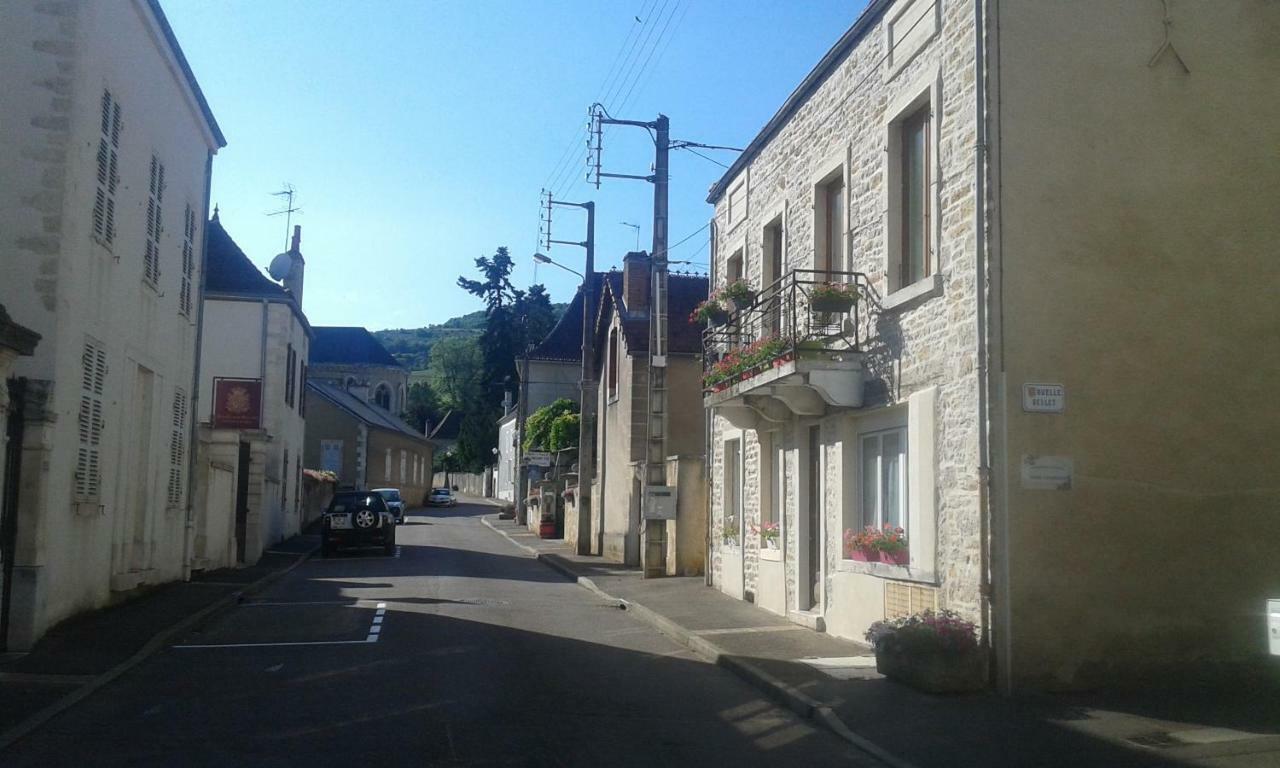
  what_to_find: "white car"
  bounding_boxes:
[427,488,456,507]
[372,488,406,523]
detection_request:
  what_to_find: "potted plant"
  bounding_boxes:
[809,282,857,314]
[691,293,729,327]
[752,521,780,549]
[843,527,880,561]
[874,525,909,565]
[865,610,987,693]
[722,280,756,312]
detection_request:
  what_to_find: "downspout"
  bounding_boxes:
[182,149,214,582]
[704,218,717,586]
[974,0,1007,692]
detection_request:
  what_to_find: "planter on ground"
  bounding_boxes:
[875,634,987,694]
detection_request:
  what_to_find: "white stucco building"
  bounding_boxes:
[0,0,224,649]
[193,216,311,570]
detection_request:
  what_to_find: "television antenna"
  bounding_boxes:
[267,184,302,252]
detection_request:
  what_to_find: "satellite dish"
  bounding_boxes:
[267,252,292,281]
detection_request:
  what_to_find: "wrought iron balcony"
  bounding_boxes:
[701,268,869,424]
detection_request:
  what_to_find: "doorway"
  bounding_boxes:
[805,425,822,610]
[1,379,26,650]
[235,441,250,564]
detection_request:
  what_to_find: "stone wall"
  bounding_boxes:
[707,0,983,637]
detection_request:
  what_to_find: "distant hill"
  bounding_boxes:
[375,303,567,371]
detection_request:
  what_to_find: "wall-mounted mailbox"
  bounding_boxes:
[643,485,677,520]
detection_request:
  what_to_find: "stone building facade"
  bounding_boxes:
[705,0,1280,690]
[0,0,224,649]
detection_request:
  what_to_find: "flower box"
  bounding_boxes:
[707,308,730,327]
[875,634,987,694]
[729,293,756,312]
[847,548,880,562]
[810,295,855,314]
[880,549,910,566]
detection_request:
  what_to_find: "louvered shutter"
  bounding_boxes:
[75,340,107,500]
[167,388,188,507]
[92,91,121,244]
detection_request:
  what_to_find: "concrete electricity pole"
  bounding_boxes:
[539,192,597,555]
[589,106,671,576]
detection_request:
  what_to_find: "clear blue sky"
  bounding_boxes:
[164,1,867,330]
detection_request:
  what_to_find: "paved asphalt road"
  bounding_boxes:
[3,502,874,767]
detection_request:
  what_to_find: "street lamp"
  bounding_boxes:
[532,252,583,278]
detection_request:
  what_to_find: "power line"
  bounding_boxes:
[680,146,729,169]
[617,0,687,115]
[602,0,670,109]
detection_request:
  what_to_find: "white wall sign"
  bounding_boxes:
[642,485,678,519]
[1269,599,1280,657]
[525,451,551,467]
[1020,455,1073,491]
[1022,383,1065,413]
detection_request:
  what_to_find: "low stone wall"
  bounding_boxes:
[432,470,491,498]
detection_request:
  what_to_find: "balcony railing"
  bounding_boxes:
[701,268,869,392]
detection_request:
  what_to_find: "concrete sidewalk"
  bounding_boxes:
[482,515,1280,768]
[0,534,318,748]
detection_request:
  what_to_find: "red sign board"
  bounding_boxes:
[212,378,262,429]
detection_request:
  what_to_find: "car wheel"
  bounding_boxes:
[354,509,376,530]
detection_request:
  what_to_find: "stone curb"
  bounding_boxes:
[0,543,319,753]
[479,514,915,768]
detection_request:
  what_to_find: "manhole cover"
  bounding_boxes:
[1127,732,1179,749]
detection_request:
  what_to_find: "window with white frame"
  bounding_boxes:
[816,174,845,277]
[859,426,907,534]
[723,438,742,546]
[887,95,934,294]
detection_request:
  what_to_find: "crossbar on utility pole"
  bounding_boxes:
[540,195,596,556]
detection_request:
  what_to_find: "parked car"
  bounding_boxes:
[322,491,396,556]
[372,488,406,524]
[427,487,456,507]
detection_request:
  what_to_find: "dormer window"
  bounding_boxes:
[374,383,391,410]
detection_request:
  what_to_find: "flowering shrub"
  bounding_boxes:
[809,282,858,302]
[864,609,978,654]
[703,336,788,388]
[842,524,907,558]
[690,292,727,324]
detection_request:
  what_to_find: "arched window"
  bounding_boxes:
[374,383,391,410]
[397,384,405,412]
[345,376,356,390]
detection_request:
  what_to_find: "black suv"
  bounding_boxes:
[321,491,397,557]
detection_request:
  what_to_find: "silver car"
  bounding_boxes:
[372,488,406,523]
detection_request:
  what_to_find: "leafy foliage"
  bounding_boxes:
[864,610,979,654]
[547,412,580,452]
[523,398,578,452]
[402,381,443,435]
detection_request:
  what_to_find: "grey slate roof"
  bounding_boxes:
[528,272,606,363]
[205,217,288,299]
[310,327,402,367]
[307,380,428,441]
[597,270,708,355]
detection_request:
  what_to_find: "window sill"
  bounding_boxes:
[836,558,936,584]
[759,546,782,562]
[882,272,942,312]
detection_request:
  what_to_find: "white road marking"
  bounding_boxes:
[693,625,806,636]
[175,638,378,649]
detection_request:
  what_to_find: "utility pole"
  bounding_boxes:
[590,105,671,576]
[541,191,597,555]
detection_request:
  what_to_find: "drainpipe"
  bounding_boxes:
[973,0,1007,692]
[704,219,717,586]
[182,150,214,582]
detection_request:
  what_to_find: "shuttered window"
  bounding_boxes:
[167,388,188,507]
[144,156,165,285]
[76,340,108,500]
[284,344,295,406]
[180,205,195,315]
[93,91,121,245]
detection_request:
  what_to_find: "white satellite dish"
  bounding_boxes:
[267,252,292,281]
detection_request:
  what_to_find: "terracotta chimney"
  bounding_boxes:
[622,251,650,312]
[285,224,305,307]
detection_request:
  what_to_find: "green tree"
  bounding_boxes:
[523,398,578,451]
[428,336,483,409]
[403,380,443,435]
